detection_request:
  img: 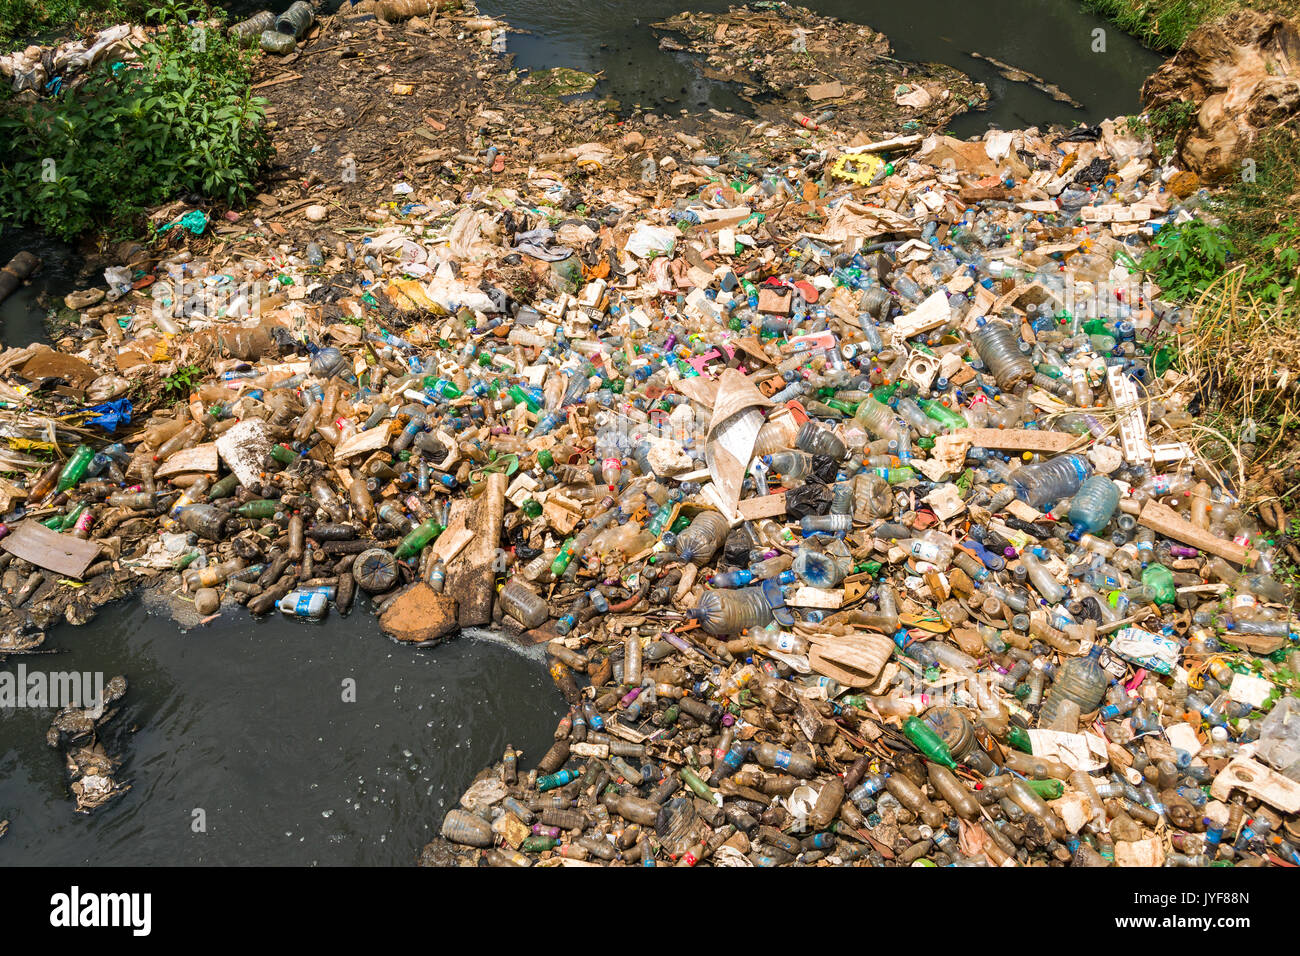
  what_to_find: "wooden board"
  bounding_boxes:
[1,520,100,579]
[1138,499,1257,566]
[951,428,1083,454]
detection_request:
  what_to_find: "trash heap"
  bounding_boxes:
[3,43,1299,863]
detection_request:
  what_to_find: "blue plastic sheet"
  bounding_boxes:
[84,399,132,433]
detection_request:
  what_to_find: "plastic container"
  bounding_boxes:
[971,319,1034,389]
[279,590,328,620]
[692,588,773,635]
[1010,454,1093,511]
[674,510,729,565]
[230,10,275,44]
[275,1,316,38]
[353,548,400,593]
[1038,647,1108,727]
[795,421,846,460]
[499,580,549,628]
[1067,475,1120,540]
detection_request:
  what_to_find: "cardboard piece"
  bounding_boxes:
[154,443,219,479]
[333,426,391,462]
[704,368,773,517]
[1,520,101,579]
[1210,755,1300,813]
[736,492,787,520]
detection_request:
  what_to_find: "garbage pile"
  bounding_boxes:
[652,4,988,132]
[3,7,1299,866]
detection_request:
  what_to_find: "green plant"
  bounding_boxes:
[0,0,271,241]
[1139,219,1236,301]
[0,0,142,52]
[162,363,202,399]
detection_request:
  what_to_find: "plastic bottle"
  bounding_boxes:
[853,395,902,443]
[1038,647,1108,727]
[795,421,846,460]
[752,742,815,778]
[971,319,1034,389]
[1010,454,1093,511]
[692,588,774,635]
[56,445,96,493]
[1066,476,1120,540]
[279,590,328,620]
[675,511,729,565]
[499,581,549,629]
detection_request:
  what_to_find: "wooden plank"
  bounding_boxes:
[1138,499,1257,566]
[951,428,1083,454]
[736,492,787,520]
[1,520,100,579]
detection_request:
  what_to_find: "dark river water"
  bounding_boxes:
[0,0,1162,866]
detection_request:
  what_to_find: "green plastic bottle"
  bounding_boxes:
[235,499,281,519]
[56,444,95,493]
[395,517,441,559]
[269,443,296,465]
[1024,778,1065,800]
[1005,724,1033,753]
[874,466,916,485]
[424,376,462,399]
[1142,564,1176,606]
[872,382,900,404]
[551,537,577,576]
[509,384,541,413]
[903,716,957,769]
[917,398,967,430]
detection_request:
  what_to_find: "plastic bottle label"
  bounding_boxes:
[295,594,313,616]
[774,749,792,770]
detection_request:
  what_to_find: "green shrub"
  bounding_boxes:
[0,0,141,52]
[0,0,272,241]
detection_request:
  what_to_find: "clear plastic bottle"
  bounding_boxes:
[1010,454,1093,511]
[907,529,955,569]
[971,319,1034,389]
[499,580,549,629]
[794,421,846,460]
[1020,548,1066,604]
[1066,475,1120,540]
[692,588,774,635]
[853,396,902,443]
[763,451,813,481]
[1038,647,1108,727]
[801,514,852,536]
[675,510,730,565]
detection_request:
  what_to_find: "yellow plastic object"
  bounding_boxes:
[829,153,884,186]
[385,278,437,311]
